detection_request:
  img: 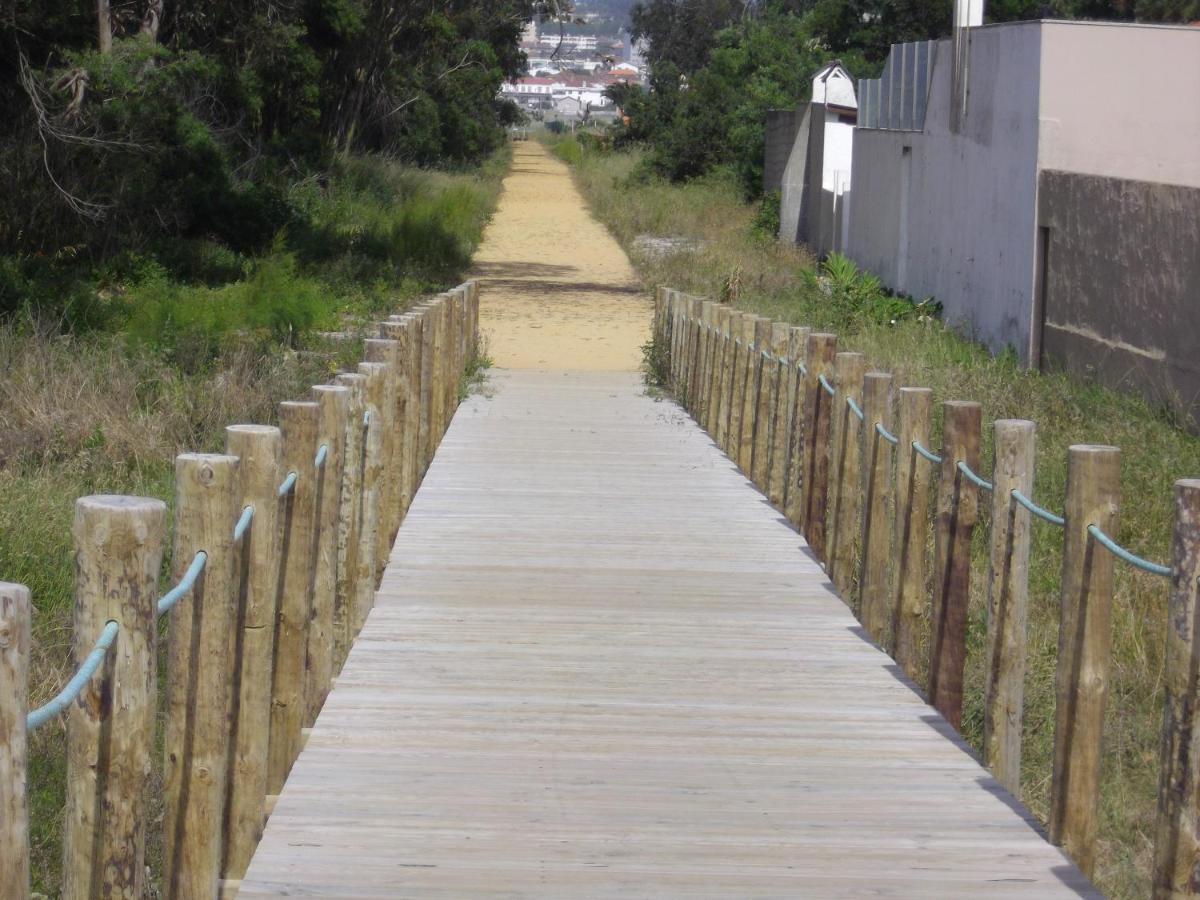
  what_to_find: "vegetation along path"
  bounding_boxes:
[239,149,1095,896]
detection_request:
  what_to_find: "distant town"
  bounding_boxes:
[502,2,645,125]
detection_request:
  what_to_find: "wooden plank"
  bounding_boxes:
[241,370,1097,899]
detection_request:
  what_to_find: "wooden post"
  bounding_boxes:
[797,334,838,554]
[983,419,1036,797]
[416,303,435,476]
[773,326,809,511]
[928,401,982,731]
[222,426,282,885]
[751,322,789,491]
[729,314,753,463]
[1153,478,1200,899]
[305,386,350,726]
[62,498,165,900]
[164,455,239,900]
[859,373,894,642]
[697,301,716,428]
[267,401,318,795]
[713,307,734,447]
[380,320,415,517]
[738,317,771,476]
[654,285,668,344]
[364,338,401,551]
[355,362,387,627]
[827,352,867,598]
[429,299,447,450]
[333,374,367,670]
[1050,444,1121,878]
[687,296,705,412]
[721,312,744,456]
[892,387,934,679]
[1,582,31,900]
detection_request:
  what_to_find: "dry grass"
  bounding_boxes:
[563,140,1200,899]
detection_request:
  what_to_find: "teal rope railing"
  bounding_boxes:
[875,422,899,445]
[1088,524,1171,577]
[912,440,944,465]
[157,550,209,616]
[233,505,254,542]
[846,396,864,421]
[26,620,119,731]
[957,460,994,492]
[314,443,328,469]
[277,471,298,498]
[818,374,836,397]
[1011,489,1065,527]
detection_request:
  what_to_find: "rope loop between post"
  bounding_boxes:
[846,396,864,420]
[875,422,899,445]
[1010,489,1066,527]
[1087,524,1171,576]
[277,471,298,498]
[25,620,120,731]
[956,460,994,492]
[314,443,329,469]
[157,550,209,616]
[232,505,255,541]
[818,374,836,397]
[912,440,944,465]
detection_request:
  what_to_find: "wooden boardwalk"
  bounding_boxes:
[240,369,1097,898]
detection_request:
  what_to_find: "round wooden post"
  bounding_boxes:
[891,387,933,679]
[983,419,1036,797]
[222,425,282,885]
[364,339,401,550]
[773,326,810,511]
[1,582,31,900]
[355,362,388,629]
[334,374,367,670]
[1050,444,1121,878]
[739,317,771,477]
[306,386,350,727]
[721,311,745,456]
[734,315,763,470]
[416,303,435,476]
[268,402,319,796]
[859,372,894,642]
[63,497,165,900]
[828,352,867,597]
[698,301,717,429]
[164,456,239,900]
[797,334,838,554]
[380,320,416,518]
[928,401,982,731]
[1153,478,1200,899]
[713,308,735,449]
[752,322,789,490]
[654,285,668,344]
[687,296,705,412]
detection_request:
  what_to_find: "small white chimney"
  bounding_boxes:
[951,0,984,133]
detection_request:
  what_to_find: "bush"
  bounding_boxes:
[809,253,938,331]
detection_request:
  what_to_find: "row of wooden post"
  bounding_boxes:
[0,282,480,900]
[657,286,1200,896]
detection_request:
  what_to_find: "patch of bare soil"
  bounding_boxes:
[471,142,651,371]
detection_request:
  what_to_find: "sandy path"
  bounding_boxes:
[470,142,651,370]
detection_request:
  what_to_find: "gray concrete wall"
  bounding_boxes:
[846,25,1043,357]
[764,109,803,195]
[777,105,812,244]
[799,104,827,250]
[1038,170,1200,424]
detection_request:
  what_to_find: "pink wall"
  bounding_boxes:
[1038,22,1200,188]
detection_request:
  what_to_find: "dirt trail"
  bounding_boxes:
[470,141,651,371]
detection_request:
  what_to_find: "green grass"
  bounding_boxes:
[552,136,1200,899]
[1,149,507,896]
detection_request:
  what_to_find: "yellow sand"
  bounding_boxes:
[471,142,651,371]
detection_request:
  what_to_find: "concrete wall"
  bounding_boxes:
[778,105,812,244]
[847,24,1043,356]
[1039,171,1200,424]
[764,108,803,195]
[1038,22,1200,188]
